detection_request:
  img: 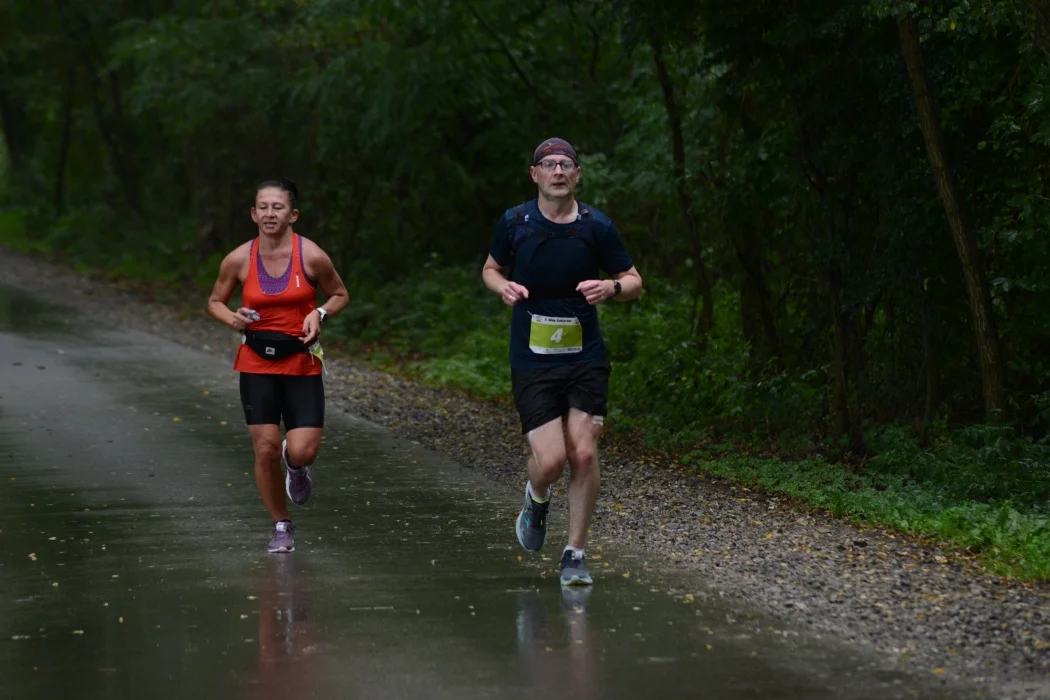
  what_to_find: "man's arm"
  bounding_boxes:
[611,266,643,301]
[207,246,253,330]
[576,266,643,305]
[482,254,529,307]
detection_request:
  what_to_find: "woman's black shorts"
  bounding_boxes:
[239,373,325,429]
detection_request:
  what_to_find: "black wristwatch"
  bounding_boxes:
[612,280,622,297]
[316,308,329,324]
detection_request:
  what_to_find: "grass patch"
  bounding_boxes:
[684,450,1050,580]
[330,263,513,401]
[0,209,45,253]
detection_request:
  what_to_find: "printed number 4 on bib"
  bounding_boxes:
[529,314,583,355]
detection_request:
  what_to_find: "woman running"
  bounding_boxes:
[207,178,349,553]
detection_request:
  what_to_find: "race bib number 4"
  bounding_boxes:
[529,315,583,355]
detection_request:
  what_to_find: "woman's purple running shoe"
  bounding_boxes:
[282,439,313,505]
[268,520,295,553]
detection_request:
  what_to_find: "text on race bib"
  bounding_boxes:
[529,314,583,355]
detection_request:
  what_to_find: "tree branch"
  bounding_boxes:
[466,0,535,91]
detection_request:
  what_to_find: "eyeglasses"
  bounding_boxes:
[536,160,578,173]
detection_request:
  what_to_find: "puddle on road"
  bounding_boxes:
[0,284,70,335]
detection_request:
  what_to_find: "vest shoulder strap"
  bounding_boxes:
[507,203,597,255]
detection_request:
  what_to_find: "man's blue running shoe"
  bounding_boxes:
[515,482,549,552]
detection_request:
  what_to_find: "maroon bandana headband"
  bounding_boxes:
[533,138,579,165]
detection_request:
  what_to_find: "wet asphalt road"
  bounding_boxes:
[0,287,970,700]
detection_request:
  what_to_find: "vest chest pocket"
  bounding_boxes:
[529,314,583,355]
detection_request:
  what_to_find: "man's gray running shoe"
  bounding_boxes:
[560,549,593,586]
[268,520,295,554]
[283,439,312,506]
[514,482,549,552]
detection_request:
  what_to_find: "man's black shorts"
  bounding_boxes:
[510,361,610,434]
[239,373,325,429]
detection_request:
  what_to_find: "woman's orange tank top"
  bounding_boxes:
[233,233,322,376]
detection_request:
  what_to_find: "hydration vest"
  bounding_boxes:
[503,201,599,300]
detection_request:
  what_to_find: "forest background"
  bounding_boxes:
[3,0,1050,579]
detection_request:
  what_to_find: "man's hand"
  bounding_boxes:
[501,281,530,307]
[300,310,321,344]
[576,279,615,305]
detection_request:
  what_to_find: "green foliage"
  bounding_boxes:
[331,264,512,399]
[868,423,1050,507]
[0,210,39,252]
[602,280,825,448]
[684,449,1050,580]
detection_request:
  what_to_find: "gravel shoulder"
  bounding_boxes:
[2,248,1048,700]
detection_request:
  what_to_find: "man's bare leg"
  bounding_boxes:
[527,417,568,497]
[515,417,566,552]
[564,408,602,550]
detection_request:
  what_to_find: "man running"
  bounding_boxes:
[482,138,643,585]
[207,178,349,553]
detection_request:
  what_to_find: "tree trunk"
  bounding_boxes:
[0,87,29,182]
[54,68,76,213]
[920,294,939,436]
[106,72,139,210]
[92,73,141,215]
[736,228,779,363]
[185,142,223,261]
[1029,0,1050,57]
[651,35,714,336]
[897,15,1006,418]
[54,0,142,215]
[828,269,866,454]
[828,272,852,445]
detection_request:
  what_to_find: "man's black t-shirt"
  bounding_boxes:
[489,199,633,370]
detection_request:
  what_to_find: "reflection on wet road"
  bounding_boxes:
[0,286,965,699]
